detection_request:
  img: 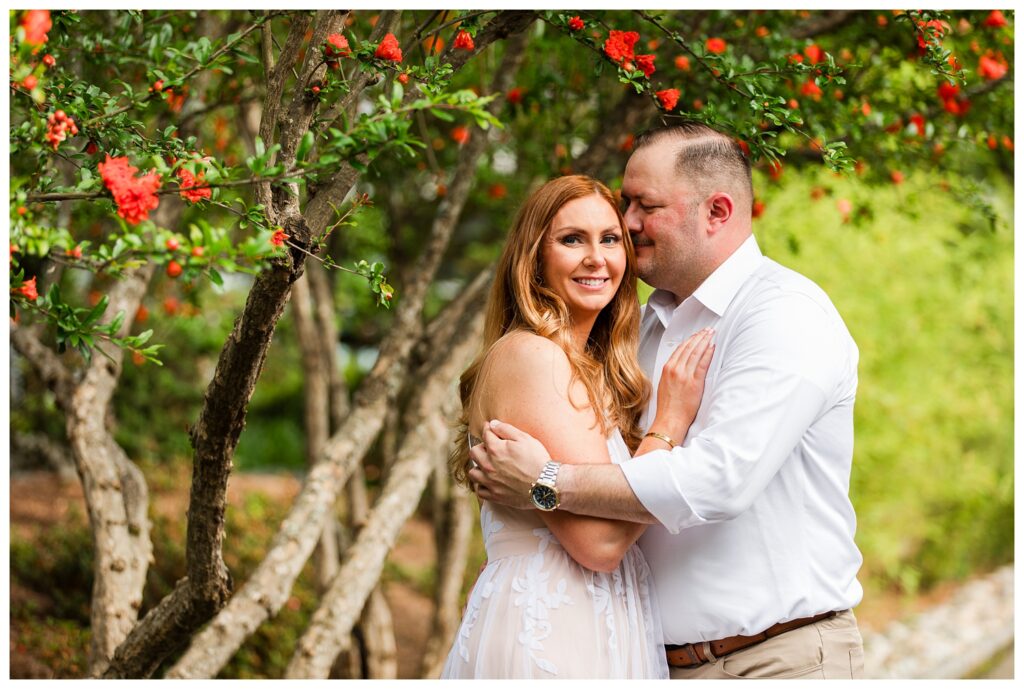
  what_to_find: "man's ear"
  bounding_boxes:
[706,192,734,235]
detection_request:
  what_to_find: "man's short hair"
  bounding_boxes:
[634,123,753,208]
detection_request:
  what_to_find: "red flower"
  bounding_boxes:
[453,30,474,51]
[788,53,805,64]
[635,54,656,77]
[397,73,409,85]
[603,30,639,65]
[98,155,162,225]
[943,97,968,116]
[804,44,825,64]
[1001,135,1014,151]
[270,228,289,247]
[915,19,947,49]
[13,276,39,301]
[751,200,765,218]
[42,54,55,68]
[163,297,180,315]
[374,33,403,62]
[177,167,212,204]
[674,55,690,71]
[755,26,770,38]
[20,10,51,47]
[979,52,1008,80]
[46,110,79,151]
[65,245,83,259]
[165,237,180,251]
[619,134,635,152]
[325,33,351,58]
[735,139,750,157]
[191,245,205,257]
[135,305,149,323]
[768,160,783,181]
[655,88,680,111]
[451,125,470,145]
[890,170,904,185]
[984,10,1008,28]
[937,82,960,100]
[800,79,823,100]
[910,113,926,137]
[987,134,998,150]
[705,37,727,54]
[488,183,506,200]
[22,75,37,90]
[507,86,524,105]
[568,16,584,32]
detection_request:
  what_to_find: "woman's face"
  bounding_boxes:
[540,193,627,325]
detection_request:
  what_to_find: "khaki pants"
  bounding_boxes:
[668,610,864,679]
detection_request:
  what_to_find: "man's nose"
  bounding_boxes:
[623,204,642,232]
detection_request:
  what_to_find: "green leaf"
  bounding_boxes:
[296,130,314,162]
[430,107,455,122]
[82,295,109,327]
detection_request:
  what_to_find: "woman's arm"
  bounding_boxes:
[476,332,643,573]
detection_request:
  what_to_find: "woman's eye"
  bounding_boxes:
[560,235,582,245]
[601,234,622,245]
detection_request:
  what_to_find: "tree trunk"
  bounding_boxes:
[13,262,156,676]
[419,479,475,678]
[284,290,487,678]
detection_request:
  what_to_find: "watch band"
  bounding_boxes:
[538,460,561,485]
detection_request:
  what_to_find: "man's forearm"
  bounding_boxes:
[559,463,659,524]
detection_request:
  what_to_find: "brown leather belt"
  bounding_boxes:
[665,610,841,668]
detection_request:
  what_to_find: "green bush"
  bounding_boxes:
[753,166,1013,593]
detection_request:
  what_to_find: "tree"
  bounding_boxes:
[9,9,1013,678]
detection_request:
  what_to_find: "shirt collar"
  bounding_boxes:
[645,234,764,323]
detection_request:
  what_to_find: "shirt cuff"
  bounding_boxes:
[620,450,708,534]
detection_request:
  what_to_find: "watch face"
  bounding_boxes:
[531,484,558,511]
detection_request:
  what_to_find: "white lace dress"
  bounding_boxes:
[440,429,668,679]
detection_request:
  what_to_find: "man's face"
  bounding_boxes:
[621,145,705,296]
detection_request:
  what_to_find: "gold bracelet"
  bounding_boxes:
[644,431,675,449]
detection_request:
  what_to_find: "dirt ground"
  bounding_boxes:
[8,470,968,678]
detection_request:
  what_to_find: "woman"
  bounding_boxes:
[440,175,713,679]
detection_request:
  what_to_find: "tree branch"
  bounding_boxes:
[82,13,283,130]
[791,10,860,40]
[284,272,491,678]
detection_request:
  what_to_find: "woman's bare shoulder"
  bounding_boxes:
[486,329,570,372]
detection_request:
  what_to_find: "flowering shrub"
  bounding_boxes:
[374,33,403,62]
[98,156,162,225]
[655,88,680,111]
[453,30,474,51]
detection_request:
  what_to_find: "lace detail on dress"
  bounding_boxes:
[510,528,573,675]
[440,429,668,679]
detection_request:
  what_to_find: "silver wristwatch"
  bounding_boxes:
[530,461,562,511]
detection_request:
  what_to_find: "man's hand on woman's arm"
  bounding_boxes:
[469,420,658,524]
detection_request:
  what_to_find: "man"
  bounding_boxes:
[469,123,865,679]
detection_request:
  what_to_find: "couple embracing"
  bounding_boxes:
[440,123,865,680]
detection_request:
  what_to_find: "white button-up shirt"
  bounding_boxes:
[620,234,863,645]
